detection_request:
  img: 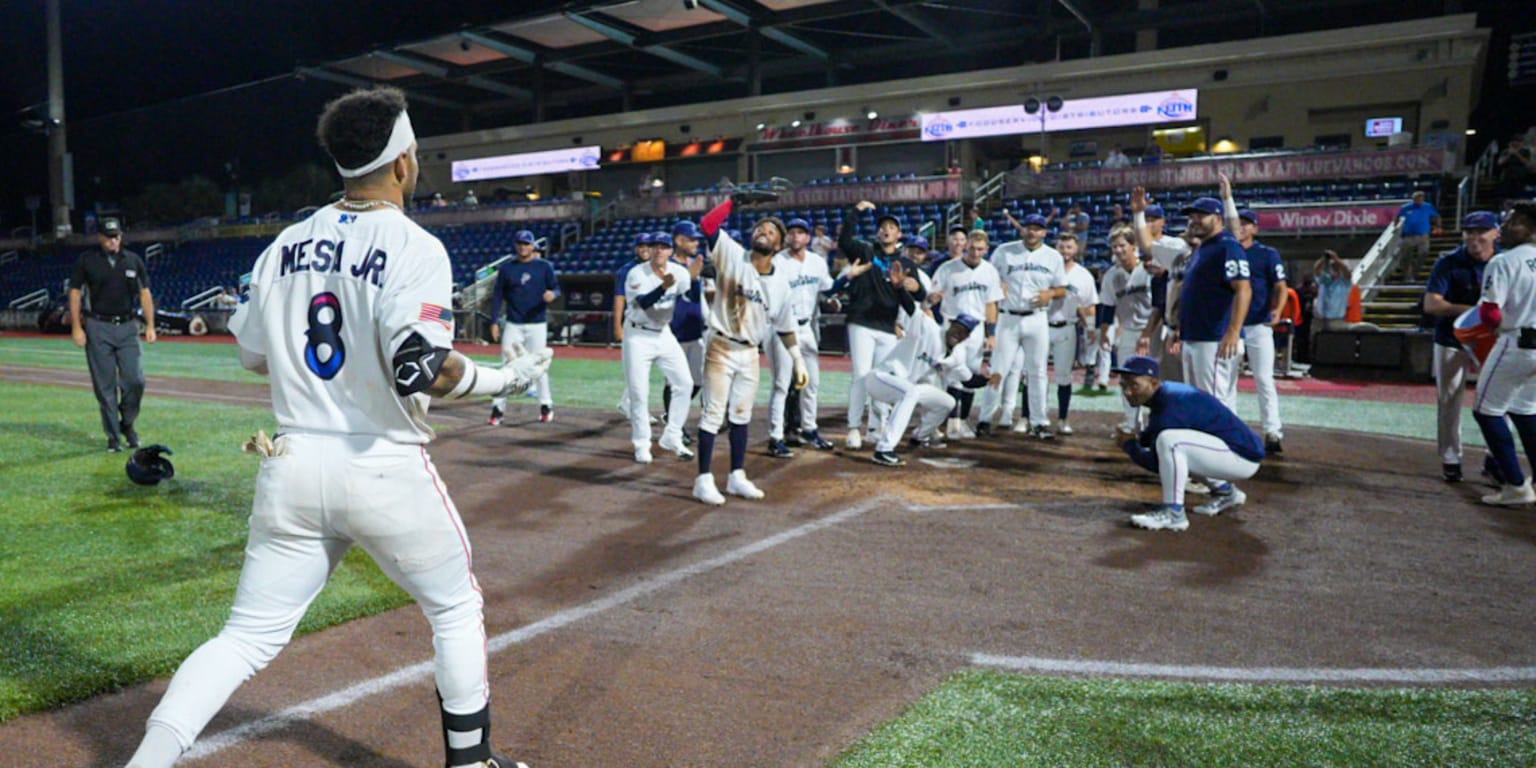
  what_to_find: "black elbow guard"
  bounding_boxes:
[392,332,450,396]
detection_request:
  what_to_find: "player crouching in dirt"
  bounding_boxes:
[865,276,989,466]
[1113,355,1265,531]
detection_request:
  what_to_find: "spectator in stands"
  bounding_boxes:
[1394,190,1440,283]
[1294,275,1318,363]
[969,205,986,231]
[1423,210,1502,482]
[810,224,835,259]
[68,217,156,452]
[1311,250,1353,350]
[1495,137,1533,200]
[1104,146,1133,169]
[935,224,969,274]
[213,286,240,308]
[463,189,479,208]
[1063,203,1091,237]
[1108,203,1129,228]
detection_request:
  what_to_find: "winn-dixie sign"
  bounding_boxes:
[1255,204,1402,233]
[652,176,961,215]
[1054,148,1452,192]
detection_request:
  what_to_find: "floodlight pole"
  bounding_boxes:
[46,0,71,236]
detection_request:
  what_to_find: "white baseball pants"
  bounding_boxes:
[493,321,550,410]
[981,311,1049,427]
[1182,339,1239,411]
[769,321,822,439]
[1094,326,1114,387]
[1473,336,1536,417]
[1155,428,1260,506]
[623,327,693,449]
[1243,323,1282,438]
[866,371,955,452]
[135,433,489,764]
[846,323,897,432]
[1434,342,1475,464]
[1049,323,1078,386]
[699,336,761,433]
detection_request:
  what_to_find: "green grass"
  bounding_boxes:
[0,381,410,721]
[830,671,1536,768]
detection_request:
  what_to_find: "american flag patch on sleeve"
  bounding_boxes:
[418,303,453,329]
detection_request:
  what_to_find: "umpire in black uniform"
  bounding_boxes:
[68,217,156,452]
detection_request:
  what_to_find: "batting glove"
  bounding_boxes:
[497,348,554,397]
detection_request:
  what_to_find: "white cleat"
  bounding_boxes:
[1010,421,1031,433]
[634,446,653,464]
[1058,422,1074,435]
[726,469,765,499]
[845,428,863,450]
[1482,480,1536,507]
[692,473,725,505]
[659,434,695,459]
[951,420,976,440]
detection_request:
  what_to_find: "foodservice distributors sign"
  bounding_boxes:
[452,146,602,182]
[920,90,1198,142]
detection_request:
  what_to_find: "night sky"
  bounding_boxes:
[0,1,1529,233]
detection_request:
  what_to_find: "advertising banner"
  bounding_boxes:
[452,146,602,182]
[920,90,1199,142]
[1050,147,1453,192]
[1255,204,1403,233]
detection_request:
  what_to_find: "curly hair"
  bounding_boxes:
[316,87,409,173]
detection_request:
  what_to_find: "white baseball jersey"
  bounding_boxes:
[1100,263,1156,330]
[931,257,1003,322]
[773,249,834,323]
[991,241,1067,312]
[880,311,971,388]
[1048,263,1100,324]
[1480,242,1536,333]
[624,260,692,329]
[230,206,451,444]
[1147,233,1191,272]
[708,232,796,344]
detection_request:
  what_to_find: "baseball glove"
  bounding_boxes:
[730,188,779,207]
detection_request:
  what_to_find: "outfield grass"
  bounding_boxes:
[830,671,1536,768]
[0,381,411,721]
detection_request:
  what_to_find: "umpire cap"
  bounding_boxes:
[126,445,175,486]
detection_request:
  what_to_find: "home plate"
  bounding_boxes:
[918,457,978,469]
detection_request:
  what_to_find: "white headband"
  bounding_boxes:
[335,110,415,178]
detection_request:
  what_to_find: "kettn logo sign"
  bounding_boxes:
[1157,93,1195,120]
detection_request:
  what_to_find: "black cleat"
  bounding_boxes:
[767,439,794,458]
[975,422,993,438]
[872,450,906,467]
[1265,434,1283,455]
[488,406,504,426]
[538,404,555,423]
[801,429,835,450]
[106,438,123,453]
[123,426,141,448]
[1443,462,1463,483]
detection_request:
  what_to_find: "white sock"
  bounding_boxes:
[126,723,184,768]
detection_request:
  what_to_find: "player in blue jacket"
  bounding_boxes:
[1113,355,1265,531]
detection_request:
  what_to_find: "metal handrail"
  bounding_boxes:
[1353,220,1403,302]
[0,250,17,267]
[8,289,49,310]
[949,171,1007,231]
[182,286,226,310]
[1455,174,1469,224]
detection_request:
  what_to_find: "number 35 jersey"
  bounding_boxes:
[230,206,454,444]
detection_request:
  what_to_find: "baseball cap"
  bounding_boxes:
[1022,213,1049,228]
[671,220,703,239]
[952,313,980,331]
[1110,354,1160,379]
[100,217,122,236]
[1144,204,1166,220]
[1462,210,1499,230]
[634,232,653,246]
[876,210,905,230]
[1181,197,1223,215]
[652,232,673,248]
[906,235,930,252]
[785,217,811,232]
[949,223,970,235]
[1237,209,1258,224]
[513,229,537,245]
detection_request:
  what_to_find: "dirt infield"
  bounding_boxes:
[3,367,1534,767]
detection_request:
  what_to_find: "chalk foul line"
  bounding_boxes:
[969,652,1536,684]
[184,497,884,760]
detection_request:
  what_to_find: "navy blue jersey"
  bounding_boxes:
[1424,245,1492,348]
[1140,381,1265,462]
[491,257,560,324]
[1242,241,1286,326]
[613,258,645,299]
[1178,230,1249,342]
[670,270,706,342]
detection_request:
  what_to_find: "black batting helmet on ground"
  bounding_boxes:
[126,445,176,485]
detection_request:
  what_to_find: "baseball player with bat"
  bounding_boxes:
[125,87,541,768]
[690,194,807,505]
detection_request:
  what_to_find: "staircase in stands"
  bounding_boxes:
[1360,181,1460,330]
